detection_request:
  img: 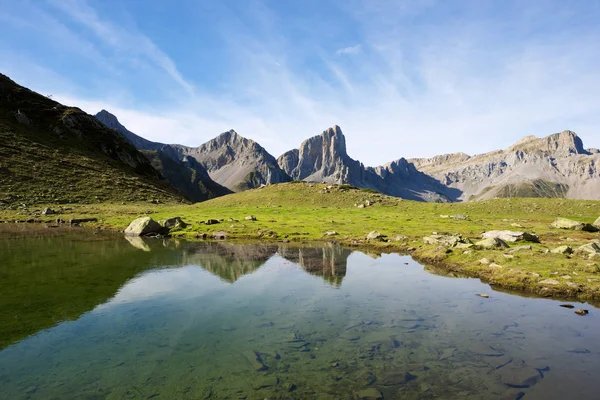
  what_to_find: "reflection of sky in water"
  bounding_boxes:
[1,247,600,400]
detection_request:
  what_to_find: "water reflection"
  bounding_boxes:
[0,233,599,399]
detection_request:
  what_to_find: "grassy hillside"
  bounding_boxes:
[3,182,599,302]
[0,74,184,207]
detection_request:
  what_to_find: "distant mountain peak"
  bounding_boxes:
[509,129,586,155]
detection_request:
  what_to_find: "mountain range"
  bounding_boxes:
[2,74,599,205]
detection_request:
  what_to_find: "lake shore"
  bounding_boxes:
[2,182,600,303]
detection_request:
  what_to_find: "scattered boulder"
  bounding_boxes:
[423,233,471,248]
[539,279,560,286]
[575,309,589,316]
[551,245,573,255]
[41,207,56,215]
[475,237,509,249]
[551,217,599,232]
[594,216,600,228]
[325,231,339,236]
[205,219,220,225]
[367,231,384,241]
[575,243,600,257]
[481,230,539,243]
[508,245,532,253]
[489,263,504,269]
[453,214,468,220]
[196,233,207,240]
[124,217,163,236]
[479,258,491,265]
[213,231,228,240]
[245,215,257,221]
[394,235,409,241]
[161,217,187,230]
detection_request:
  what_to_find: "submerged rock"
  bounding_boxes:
[476,293,490,298]
[481,230,539,243]
[575,309,589,316]
[551,217,599,232]
[501,366,542,388]
[243,350,268,371]
[252,376,278,390]
[124,217,162,236]
[354,388,383,400]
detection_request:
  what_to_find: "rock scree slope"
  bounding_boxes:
[410,130,600,201]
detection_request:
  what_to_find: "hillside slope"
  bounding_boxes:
[410,131,600,201]
[0,74,183,207]
[96,110,231,202]
[96,110,291,193]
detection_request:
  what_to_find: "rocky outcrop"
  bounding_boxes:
[97,110,292,194]
[408,130,600,201]
[278,126,458,202]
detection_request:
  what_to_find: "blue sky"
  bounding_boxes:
[1,0,599,166]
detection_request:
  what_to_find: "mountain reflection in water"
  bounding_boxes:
[1,231,600,400]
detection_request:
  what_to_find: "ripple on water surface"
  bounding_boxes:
[0,236,599,399]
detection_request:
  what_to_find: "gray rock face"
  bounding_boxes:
[409,130,600,201]
[169,130,291,192]
[95,111,234,200]
[278,126,458,202]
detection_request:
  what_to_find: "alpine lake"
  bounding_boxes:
[1,226,599,400]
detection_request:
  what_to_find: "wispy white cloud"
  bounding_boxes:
[336,44,361,55]
[2,0,600,166]
[46,0,195,96]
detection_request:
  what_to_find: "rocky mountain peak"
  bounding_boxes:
[509,130,586,156]
[95,109,120,129]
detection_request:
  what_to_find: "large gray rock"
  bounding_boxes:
[423,234,471,247]
[160,217,187,230]
[551,217,599,232]
[575,242,600,256]
[475,237,510,249]
[551,245,573,255]
[367,231,384,241]
[481,230,539,243]
[593,216,600,228]
[124,217,163,236]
